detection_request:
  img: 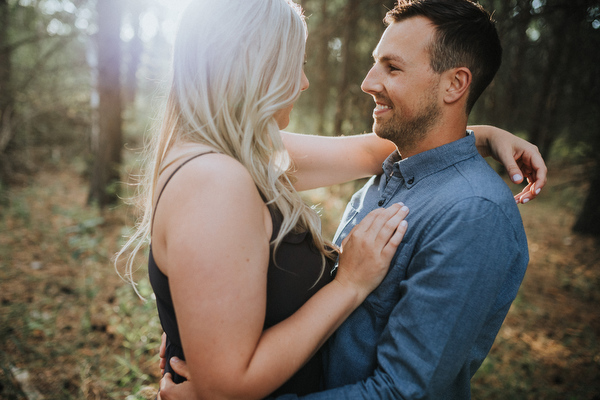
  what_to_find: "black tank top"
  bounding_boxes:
[148,153,335,396]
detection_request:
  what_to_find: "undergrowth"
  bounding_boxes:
[0,160,599,399]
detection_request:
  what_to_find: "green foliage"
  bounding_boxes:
[1,0,600,397]
[0,164,163,398]
[473,0,600,158]
[549,136,593,164]
[1,1,93,170]
[293,0,394,136]
[110,279,161,394]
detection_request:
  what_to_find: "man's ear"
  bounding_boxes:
[443,67,471,105]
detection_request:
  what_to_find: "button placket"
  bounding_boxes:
[378,172,403,207]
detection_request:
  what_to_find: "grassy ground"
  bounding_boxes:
[0,159,598,399]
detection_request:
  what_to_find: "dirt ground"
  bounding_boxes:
[0,161,599,399]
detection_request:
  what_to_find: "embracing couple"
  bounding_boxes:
[118,0,546,399]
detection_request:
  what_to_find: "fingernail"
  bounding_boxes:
[522,198,530,204]
[535,188,541,195]
[400,206,409,212]
[397,202,404,206]
[171,357,180,363]
[512,174,523,182]
[400,220,408,227]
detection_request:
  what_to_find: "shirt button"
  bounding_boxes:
[407,177,415,184]
[378,200,385,206]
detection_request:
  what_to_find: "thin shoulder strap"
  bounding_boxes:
[151,151,217,236]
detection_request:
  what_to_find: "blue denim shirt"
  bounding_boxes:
[277,133,528,399]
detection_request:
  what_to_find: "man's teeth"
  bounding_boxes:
[376,104,392,110]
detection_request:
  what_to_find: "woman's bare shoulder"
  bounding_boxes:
[152,151,272,273]
[181,152,257,195]
[157,149,257,201]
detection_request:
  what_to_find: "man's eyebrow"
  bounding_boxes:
[372,52,407,65]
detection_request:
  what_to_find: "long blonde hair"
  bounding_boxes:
[117,0,336,291]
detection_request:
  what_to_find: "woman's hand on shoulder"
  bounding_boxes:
[470,125,547,204]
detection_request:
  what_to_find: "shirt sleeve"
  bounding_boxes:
[274,197,526,400]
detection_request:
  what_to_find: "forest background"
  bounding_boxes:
[0,0,599,399]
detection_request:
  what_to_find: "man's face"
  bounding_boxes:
[361,17,442,156]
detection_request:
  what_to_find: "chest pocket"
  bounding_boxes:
[335,204,408,317]
[362,246,408,317]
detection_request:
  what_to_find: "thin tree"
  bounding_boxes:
[571,1,600,236]
[312,0,332,135]
[573,155,600,236]
[88,0,123,207]
[333,0,361,136]
[123,0,144,107]
[0,0,15,180]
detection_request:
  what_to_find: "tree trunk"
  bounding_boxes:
[529,0,589,159]
[0,0,15,177]
[527,15,568,159]
[123,0,143,106]
[573,157,600,236]
[314,0,330,135]
[571,0,600,236]
[503,0,532,130]
[333,0,360,136]
[88,0,123,207]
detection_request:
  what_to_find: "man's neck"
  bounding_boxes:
[396,117,468,159]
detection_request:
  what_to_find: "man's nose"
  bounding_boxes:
[361,66,382,95]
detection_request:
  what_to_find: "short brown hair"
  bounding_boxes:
[385,0,502,113]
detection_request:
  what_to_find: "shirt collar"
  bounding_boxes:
[382,131,477,188]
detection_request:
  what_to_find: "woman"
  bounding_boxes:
[118,1,408,398]
[118,0,546,398]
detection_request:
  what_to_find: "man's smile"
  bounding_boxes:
[374,102,393,116]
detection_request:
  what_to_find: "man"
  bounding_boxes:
[161,0,535,398]
[281,0,529,398]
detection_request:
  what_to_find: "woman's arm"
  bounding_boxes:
[281,131,395,191]
[282,125,547,203]
[154,154,408,400]
[471,125,547,204]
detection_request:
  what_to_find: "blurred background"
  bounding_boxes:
[0,0,599,398]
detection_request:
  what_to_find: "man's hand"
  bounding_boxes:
[157,358,195,400]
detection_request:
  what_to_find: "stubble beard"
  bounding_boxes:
[373,83,442,154]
